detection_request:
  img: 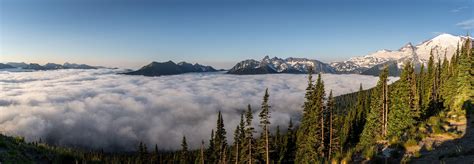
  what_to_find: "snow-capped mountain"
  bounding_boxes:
[331,34,472,73]
[227,56,336,74]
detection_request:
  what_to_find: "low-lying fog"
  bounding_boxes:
[0,69,398,151]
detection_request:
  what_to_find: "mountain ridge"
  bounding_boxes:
[0,62,98,70]
[227,56,336,74]
[331,33,472,74]
[123,61,218,76]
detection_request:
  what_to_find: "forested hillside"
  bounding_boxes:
[0,38,472,163]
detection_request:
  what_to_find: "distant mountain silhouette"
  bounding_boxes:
[0,63,15,69]
[0,62,97,70]
[123,61,217,76]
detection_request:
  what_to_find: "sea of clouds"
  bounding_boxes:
[0,69,397,151]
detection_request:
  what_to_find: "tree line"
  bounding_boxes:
[112,36,471,163]
[4,38,471,163]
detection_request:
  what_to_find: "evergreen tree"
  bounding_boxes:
[345,84,367,148]
[356,84,367,124]
[296,70,317,163]
[207,129,216,163]
[234,114,245,164]
[359,66,389,150]
[418,64,425,114]
[453,37,473,111]
[198,140,205,164]
[180,136,188,164]
[273,125,283,163]
[303,66,314,113]
[444,46,461,110]
[282,119,296,163]
[241,104,255,164]
[258,88,271,164]
[411,62,421,121]
[137,141,147,163]
[423,50,436,118]
[440,54,450,100]
[214,111,227,163]
[388,62,416,138]
[327,90,340,160]
[314,73,326,156]
[152,144,159,163]
[296,73,325,163]
[233,124,241,164]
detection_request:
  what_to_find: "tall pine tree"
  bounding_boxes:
[296,72,325,163]
[241,104,256,163]
[214,111,227,164]
[258,88,271,164]
[388,62,416,138]
[327,90,340,160]
[180,136,188,164]
[359,66,389,150]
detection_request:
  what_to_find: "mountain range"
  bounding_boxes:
[2,34,470,76]
[229,33,472,76]
[0,62,97,70]
[330,33,472,75]
[123,61,218,76]
[227,56,335,74]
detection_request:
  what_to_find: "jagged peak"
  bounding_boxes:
[177,61,192,65]
[404,42,413,47]
[398,42,415,51]
[148,60,176,66]
[262,55,270,60]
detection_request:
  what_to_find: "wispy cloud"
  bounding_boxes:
[431,31,444,35]
[451,6,468,13]
[0,69,397,151]
[456,19,474,29]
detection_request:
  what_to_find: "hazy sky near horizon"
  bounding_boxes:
[1,0,473,69]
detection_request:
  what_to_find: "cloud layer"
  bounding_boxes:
[0,69,397,151]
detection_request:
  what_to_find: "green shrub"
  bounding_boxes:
[427,116,440,126]
[414,151,421,157]
[432,124,443,134]
[14,136,25,144]
[404,138,418,148]
[343,148,355,162]
[363,146,376,159]
[426,145,433,151]
[0,140,7,148]
[389,136,400,145]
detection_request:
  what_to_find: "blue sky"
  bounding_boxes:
[0,0,472,69]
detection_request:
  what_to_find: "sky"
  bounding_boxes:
[0,0,473,69]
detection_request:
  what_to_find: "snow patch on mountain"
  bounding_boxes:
[331,34,472,73]
[228,56,335,74]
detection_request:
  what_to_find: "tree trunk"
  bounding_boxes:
[383,82,388,137]
[329,108,333,160]
[223,147,227,164]
[201,142,205,164]
[321,106,325,152]
[235,142,239,164]
[265,125,269,164]
[249,138,252,164]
